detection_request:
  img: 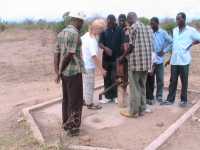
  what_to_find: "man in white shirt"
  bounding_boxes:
[81,19,106,110]
[161,12,200,107]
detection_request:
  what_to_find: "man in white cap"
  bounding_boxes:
[54,11,85,136]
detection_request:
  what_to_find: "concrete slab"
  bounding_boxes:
[28,87,200,150]
[23,80,200,150]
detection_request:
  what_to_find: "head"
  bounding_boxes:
[176,12,186,28]
[107,14,116,29]
[150,17,159,32]
[71,17,84,31]
[89,19,106,36]
[127,12,138,26]
[118,14,127,28]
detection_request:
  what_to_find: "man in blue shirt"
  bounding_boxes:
[146,17,172,105]
[161,12,200,107]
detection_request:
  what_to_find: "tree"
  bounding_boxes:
[160,18,176,35]
[139,17,150,26]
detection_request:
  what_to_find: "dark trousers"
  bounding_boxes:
[129,71,147,114]
[155,64,164,99]
[146,63,164,101]
[146,73,155,100]
[167,65,189,102]
[103,61,117,100]
[61,73,83,129]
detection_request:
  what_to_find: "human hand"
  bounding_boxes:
[157,50,165,57]
[117,57,124,64]
[165,59,170,67]
[102,68,107,77]
[105,47,112,56]
[55,73,61,84]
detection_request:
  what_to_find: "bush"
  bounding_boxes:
[0,24,7,31]
[160,18,176,35]
[139,17,150,26]
[52,21,66,33]
[0,18,8,31]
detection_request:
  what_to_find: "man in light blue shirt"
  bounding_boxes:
[161,12,200,107]
[146,17,172,104]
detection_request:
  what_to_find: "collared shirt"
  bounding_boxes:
[99,25,125,62]
[153,28,172,64]
[55,25,84,77]
[81,32,99,69]
[128,21,153,71]
[171,26,200,65]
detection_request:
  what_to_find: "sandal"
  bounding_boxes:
[86,104,102,110]
[68,128,80,137]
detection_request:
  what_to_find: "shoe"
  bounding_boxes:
[87,104,102,110]
[179,101,187,107]
[160,100,174,105]
[83,100,86,106]
[144,108,152,113]
[114,98,118,104]
[120,110,138,118]
[100,99,111,104]
[62,125,69,132]
[157,97,163,103]
[68,128,80,137]
[146,99,154,105]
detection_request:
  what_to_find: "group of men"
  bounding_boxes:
[54,11,200,136]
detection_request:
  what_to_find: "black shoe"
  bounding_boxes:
[179,101,187,107]
[156,97,163,103]
[63,126,69,132]
[68,128,80,137]
[160,100,174,105]
[146,99,154,105]
[62,123,69,131]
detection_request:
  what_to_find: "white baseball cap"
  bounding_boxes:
[69,11,86,20]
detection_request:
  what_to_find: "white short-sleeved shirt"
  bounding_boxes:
[81,32,99,69]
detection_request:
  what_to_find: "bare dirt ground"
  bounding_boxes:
[0,28,200,150]
[160,109,200,150]
[0,28,62,149]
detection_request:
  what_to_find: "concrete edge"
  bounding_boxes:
[22,83,105,146]
[144,99,200,150]
[22,97,62,143]
[22,108,45,143]
[68,145,122,150]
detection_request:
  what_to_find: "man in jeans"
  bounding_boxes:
[146,17,172,104]
[161,12,200,107]
[120,12,154,118]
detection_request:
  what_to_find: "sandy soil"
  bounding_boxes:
[0,28,61,149]
[0,28,200,149]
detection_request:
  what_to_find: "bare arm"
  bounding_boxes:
[54,53,60,75]
[92,55,106,76]
[99,43,112,56]
[117,42,130,64]
[54,39,61,83]
[60,53,74,74]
